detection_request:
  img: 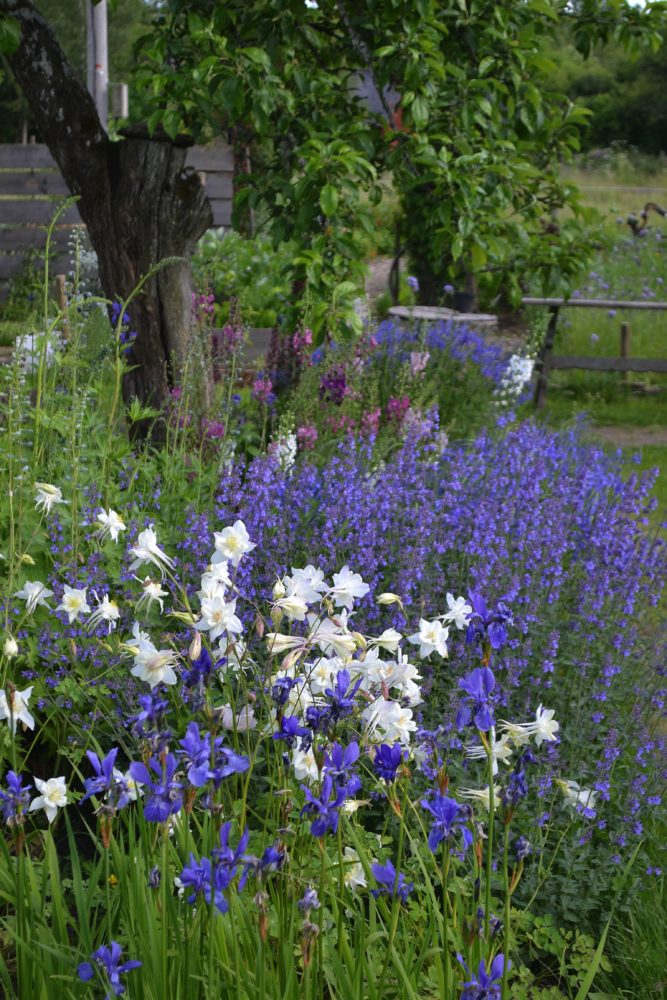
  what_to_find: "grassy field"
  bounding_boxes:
[530,167,667,524]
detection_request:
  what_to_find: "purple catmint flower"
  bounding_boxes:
[420,793,473,853]
[128,754,183,823]
[457,667,496,732]
[370,859,413,903]
[77,941,141,997]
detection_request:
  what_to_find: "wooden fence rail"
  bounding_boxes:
[522,297,667,407]
[0,142,233,293]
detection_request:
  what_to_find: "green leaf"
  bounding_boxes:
[0,15,20,54]
[319,184,339,217]
[411,94,429,129]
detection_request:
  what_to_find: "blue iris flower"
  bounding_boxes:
[77,941,141,998]
[420,793,473,853]
[370,859,413,903]
[128,753,183,822]
[457,667,496,731]
[457,953,508,999]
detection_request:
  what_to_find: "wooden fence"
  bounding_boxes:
[0,141,234,294]
[523,296,667,407]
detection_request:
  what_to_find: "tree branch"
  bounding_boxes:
[0,0,109,198]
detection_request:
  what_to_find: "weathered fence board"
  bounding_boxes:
[0,141,234,298]
[524,297,667,407]
[0,200,83,225]
[0,171,70,197]
[551,356,667,373]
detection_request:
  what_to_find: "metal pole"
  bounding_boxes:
[86,1,108,130]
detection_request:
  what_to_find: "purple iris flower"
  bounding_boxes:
[271,675,301,708]
[370,859,413,903]
[128,754,183,822]
[0,771,32,826]
[180,824,248,914]
[178,723,219,787]
[465,591,513,650]
[131,692,171,751]
[182,647,215,688]
[421,793,473,853]
[457,667,496,731]
[301,774,348,837]
[373,743,407,783]
[272,715,310,749]
[81,748,119,803]
[77,941,141,998]
[212,821,251,889]
[324,669,363,722]
[457,953,508,999]
[324,741,361,795]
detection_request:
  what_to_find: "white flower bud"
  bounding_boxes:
[272,578,286,600]
[188,632,202,661]
[377,592,403,609]
[3,636,19,659]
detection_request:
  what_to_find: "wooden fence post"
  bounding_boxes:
[533,304,560,409]
[620,322,631,384]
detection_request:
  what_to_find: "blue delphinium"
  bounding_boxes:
[77,941,141,998]
[370,859,414,903]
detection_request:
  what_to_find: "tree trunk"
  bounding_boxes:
[2,0,213,439]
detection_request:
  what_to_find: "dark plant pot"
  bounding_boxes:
[452,290,475,313]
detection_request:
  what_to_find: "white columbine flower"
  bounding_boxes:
[211,520,255,567]
[442,593,473,630]
[501,704,560,748]
[368,628,403,653]
[196,595,243,643]
[220,703,257,732]
[556,780,597,812]
[266,633,306,656]
[56,585,91,624]
[465,732,513,775]
[272,581,309,622]
[14,580,53,615]
[135,577,169,615]
[292,746,320,783]
[458,785,502,811]
[362,697,417,745]
[289,565,329,604]
[129,525,175,578]
[86,593,120,633]
[130,638,179,688]
[95,508,127,543]
[34,482,68,516]
[341,847,368,890]
[29,776,67,823]
[0,686,35,733]
[376,592,404,609]
[327,565,370,611]
[408,619,449,659]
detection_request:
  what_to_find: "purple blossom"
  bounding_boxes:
[457,667,496,731]
[370,859,413,903]
[0,771,32,826]
[77,941,141,998]
[373,743,407,783]
[420,793,473,853]
[301,774,348,837]
[128,754,183,823]
[457,953,507,999]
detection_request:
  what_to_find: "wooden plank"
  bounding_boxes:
[523,296,667,311]
[0,250,70,280]
[0,144,57,169]
[210,199,233,227]
[201,173,234,200]
[0,171,70,196]
[188,143,234,172]
[0,228,74,252]
[551,355,667,373]
[0,200,82,225]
